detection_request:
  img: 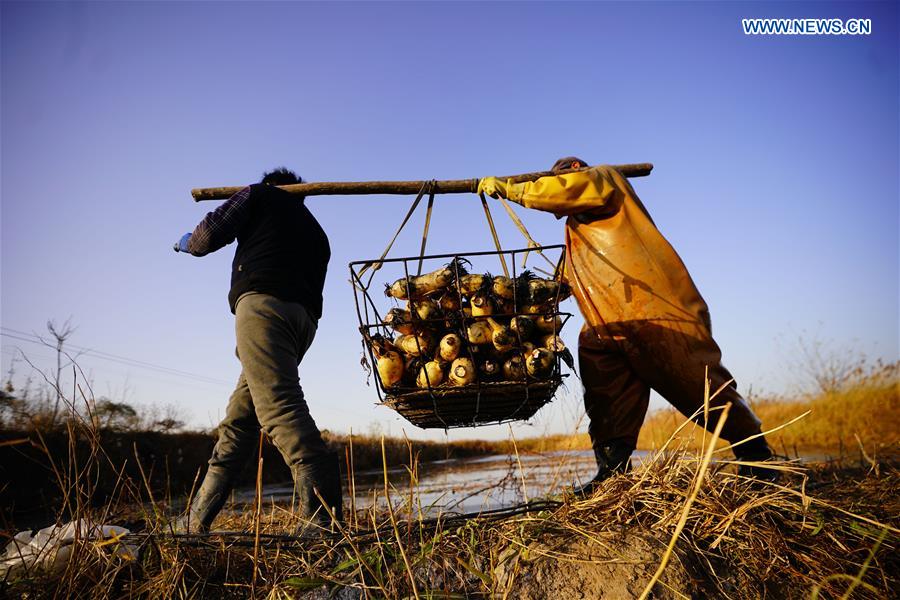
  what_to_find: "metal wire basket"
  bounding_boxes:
[350,245,571,429]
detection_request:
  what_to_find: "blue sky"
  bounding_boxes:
[2,1,897,441]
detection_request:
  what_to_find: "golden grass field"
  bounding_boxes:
[504,361,899,457]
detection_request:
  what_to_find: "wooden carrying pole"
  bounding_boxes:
[190,162,653,201]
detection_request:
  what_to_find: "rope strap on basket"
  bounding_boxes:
[478,192,510,277]
[416,186,436,276]
[359,179,559,289]
[357,180,434,287]
[354,179,570,429]
[496,196,557,272]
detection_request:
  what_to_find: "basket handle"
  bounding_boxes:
[357,180,434,287]
[479,192,510,277]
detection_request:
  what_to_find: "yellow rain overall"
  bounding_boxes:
[501,166,764,450]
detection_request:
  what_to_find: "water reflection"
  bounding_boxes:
[236,450,652,515]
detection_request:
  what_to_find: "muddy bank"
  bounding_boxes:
[493,534,700,599]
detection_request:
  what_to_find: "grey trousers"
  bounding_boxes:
[209,293,329,472]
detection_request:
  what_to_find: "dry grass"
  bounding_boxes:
[1,363,898,598]
[639,361,899,456]
[4,450,895,599]
[505,361,900,457]
[2,420,898,598]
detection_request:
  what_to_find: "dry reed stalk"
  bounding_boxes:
[402,430,417,543]
[508,424,529,504]
[251,430,264,596]
[347,430,357,531]
[810,526,890,599]
[380,436,420,600]
[313,486,387,593]
[638,403,731,599]
[714,409,812,455]
[854,432,879,474]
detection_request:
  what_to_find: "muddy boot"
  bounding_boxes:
[291,452,343,534]
[172,465,235,533]
[571,440,634,498]
[734,437,780,484]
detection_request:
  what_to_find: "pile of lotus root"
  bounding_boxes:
[369,259,574,391]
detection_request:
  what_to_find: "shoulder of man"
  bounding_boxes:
[250,182,309,203]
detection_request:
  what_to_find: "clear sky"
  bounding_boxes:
[2,1,897,442]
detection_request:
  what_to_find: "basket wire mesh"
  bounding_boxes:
[350,245,571,429]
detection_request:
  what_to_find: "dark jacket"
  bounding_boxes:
[189,184,330,319]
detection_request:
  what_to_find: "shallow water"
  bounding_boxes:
[234,448,838,515]
[236,450,653,515]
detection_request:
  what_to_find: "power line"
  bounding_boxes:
[1,328,233,387]
[2,329,233,387]
[2,345,232,393]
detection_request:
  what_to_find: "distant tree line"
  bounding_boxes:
[2,319,188,434]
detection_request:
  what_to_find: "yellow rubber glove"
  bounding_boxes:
[476,176,512,199]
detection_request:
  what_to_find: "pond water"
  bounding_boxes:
[235,450,653,515]
[232,447,835,516]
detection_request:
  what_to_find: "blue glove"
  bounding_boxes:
[173,232,192,253]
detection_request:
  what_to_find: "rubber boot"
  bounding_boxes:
[173,465,235,533]
[291,452,343,533]
[571,440,634,497]
[734,437,780,484]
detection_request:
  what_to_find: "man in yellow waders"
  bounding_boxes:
[478,158,776,493]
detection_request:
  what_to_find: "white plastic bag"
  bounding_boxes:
[0,519,136,580]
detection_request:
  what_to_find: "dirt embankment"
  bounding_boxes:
[493,534,699,599]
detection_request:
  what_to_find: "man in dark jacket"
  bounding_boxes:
[173,167,341,532]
